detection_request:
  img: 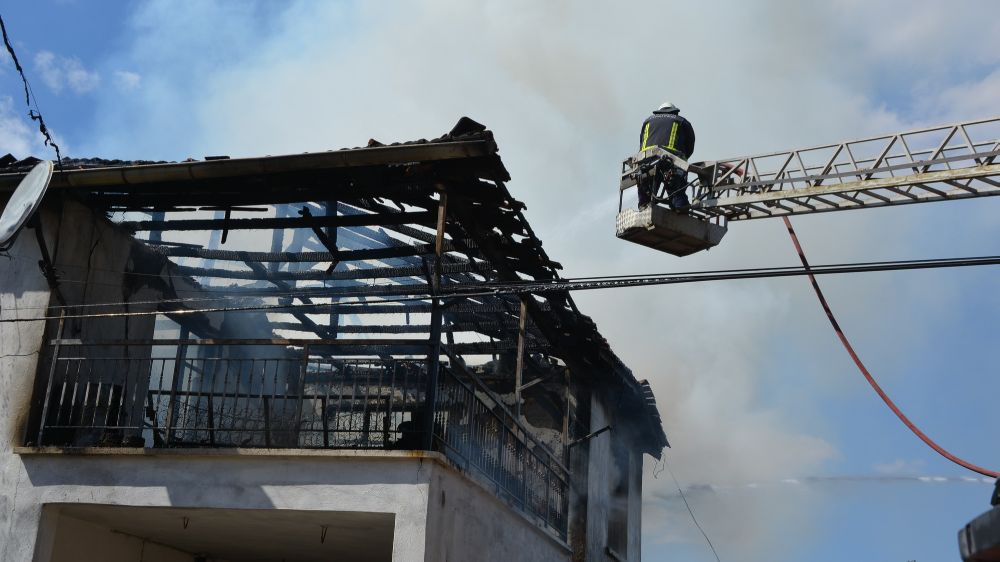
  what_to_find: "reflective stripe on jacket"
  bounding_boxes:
[639,111,695,160]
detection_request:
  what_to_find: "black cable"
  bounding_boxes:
[1,254,998,322]
[456,255,1000,296]
[664,457,721,562]
[0,293,438,323]
[521,255,1000,283]
[40,255,1000,304]
[0,13,62,166]
[42,253,1000,292]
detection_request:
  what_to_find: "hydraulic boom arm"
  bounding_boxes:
[617,117,1000,256]
[691,116,1000,220]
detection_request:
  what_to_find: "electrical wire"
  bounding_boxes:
[454,255,1000,296]
[782,217,1000,479]
[501,255,1000,283]
[42,253,997,291]
[664,456,721,562]
[0,294,438,323]
[1,254,998,322]
[6,271,433,311]
[0,257,909,312]
[653,474,996,492]
[0,13,62,165]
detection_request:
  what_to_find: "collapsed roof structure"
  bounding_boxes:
[0,118,665,551]
[0,117,666,456]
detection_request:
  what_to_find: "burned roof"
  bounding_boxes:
[0,117,668,455]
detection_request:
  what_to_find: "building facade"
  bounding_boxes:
[0,119,667,562]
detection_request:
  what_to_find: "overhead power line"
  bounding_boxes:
[0,294,436,323]
[0,13,62,165]
[663,457,722,562]
[456,255,1000,297]
[1,254,998,323]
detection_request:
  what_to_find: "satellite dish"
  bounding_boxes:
[0,160,53,251]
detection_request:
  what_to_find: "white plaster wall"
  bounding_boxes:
[585,394,649,562]
[586,397,612,561]
[423,461,570,562]
[1,206,56,562]
[0,452,431,562]
[50,199,159,345]
[49,514,194,562]
[628,449,643,561]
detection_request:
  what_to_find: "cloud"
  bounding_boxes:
[933,69,1000,122]
[874,458,926,475]
[33,50,100,94]
[0,96,47,157]
[826,0,1000,71]
[113,70,142,91]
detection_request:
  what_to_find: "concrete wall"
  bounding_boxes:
[1,204,57,562]
[0,205,55,442]
[48,513,194,562]
[586,397,612,560]
[0,197,653,562]
[584,394,646,562]
[2,198,169,450]
[0,449,583,562]
[0,203,431,559]
[424,461,570,562]
[49,197,159,346]
[628,448,643,560]
[1,451,432,562]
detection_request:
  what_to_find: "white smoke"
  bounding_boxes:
[33,50,101,95]
[0,96,56,158]
[75,1,1000,560]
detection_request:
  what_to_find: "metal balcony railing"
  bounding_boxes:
[30,339,569,539]
[36,344,426,449]
[434,362,569,538]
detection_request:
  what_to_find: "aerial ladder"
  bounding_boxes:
[617,116,1000,256]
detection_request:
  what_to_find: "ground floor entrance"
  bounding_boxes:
[42,504,395,562]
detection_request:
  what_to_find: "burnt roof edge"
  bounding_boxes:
[0,138,507,194]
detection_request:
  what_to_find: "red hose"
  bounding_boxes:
[782,217,999,478]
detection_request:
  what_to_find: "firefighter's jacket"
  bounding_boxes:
[639,111,695,160]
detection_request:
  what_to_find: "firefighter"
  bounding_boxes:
[637,102,695,210]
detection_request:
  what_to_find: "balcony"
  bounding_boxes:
[29,339,569,540]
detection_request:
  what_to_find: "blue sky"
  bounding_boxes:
[1,1,998,561]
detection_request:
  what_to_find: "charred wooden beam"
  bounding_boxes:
[50,337,431,346]
[90,181,435,209]
[195,282,431,298]
[208,300,548,316]
[268,317,543,338]
[80,159,516,211]
[2,139,505,193]
[120,211,437,232]
[267,322,473,335]
[143,241,462,263]
[172,260,480,282]
[267,206,289,274]
[322,201,341,334]
[244,261,333,339]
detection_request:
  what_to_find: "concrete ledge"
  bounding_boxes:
[14,445,572,552]
[431,454,573,555]
[13,446,446,462]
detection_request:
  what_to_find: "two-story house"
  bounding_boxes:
[0,118,667,562]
